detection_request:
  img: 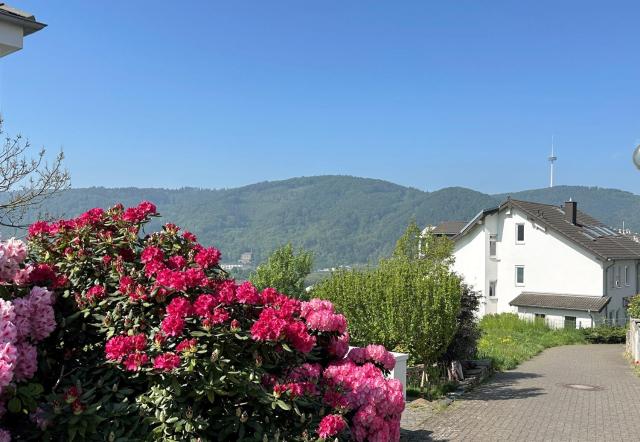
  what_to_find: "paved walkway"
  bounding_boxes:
[401,345,640,441]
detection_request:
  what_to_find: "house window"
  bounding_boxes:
[515,266,525,286]
[615,265,621,288]
[624,266,630,286]
[516,223,525,244]
[564,316,576,329]
[489,281,497,297]
[489,235,497,257]
[534,313,545,322]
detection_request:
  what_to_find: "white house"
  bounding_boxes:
[0,3,45,57]
[429,198,640,328]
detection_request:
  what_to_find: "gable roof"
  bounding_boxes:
[0,3,46,35]
[510,292,610,312]
[430,221,467,236]
[453,198,640,261]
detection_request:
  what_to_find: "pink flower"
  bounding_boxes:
[317,414,347,439]
[328,333,350,359]
[348,345,395,371]
[153,352,181,371]
[0,342,17,394]
[0,428,10,442]
[301,298,347,334]
[13,342,37,382]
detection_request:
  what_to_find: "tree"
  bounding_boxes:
[393,219,454,266]
[441,283,481,364]
[250,243,313,298]
[0,120,69,227]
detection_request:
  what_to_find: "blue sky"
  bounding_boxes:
[1,1,639,194]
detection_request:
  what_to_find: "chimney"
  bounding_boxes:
[565,200,577,225]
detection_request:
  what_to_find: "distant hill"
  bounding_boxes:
[3,176,638,267]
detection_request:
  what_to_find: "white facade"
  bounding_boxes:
[447,204,638,328]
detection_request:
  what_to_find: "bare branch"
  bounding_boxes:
[0,118,71,228]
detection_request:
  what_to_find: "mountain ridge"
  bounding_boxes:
[3,176,638,267]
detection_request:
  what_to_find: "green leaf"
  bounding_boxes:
[276,400,291,411]
[7,397,21,413]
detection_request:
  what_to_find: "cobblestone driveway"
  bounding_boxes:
[401,344,640,441]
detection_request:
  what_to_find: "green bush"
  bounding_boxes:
[477,314,586,371]
[313,222,462,375]
[581,326,627,344]
[628,294,640,319]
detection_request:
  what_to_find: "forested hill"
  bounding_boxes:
[3,176,639,267]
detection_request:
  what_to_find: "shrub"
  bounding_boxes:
[250,243,313,299]
[441,284,481,364]
[581,326,626,344]
[477,314,586,370]
[0,202,404,441]
[628,294,640,319]
[313,251,462,382]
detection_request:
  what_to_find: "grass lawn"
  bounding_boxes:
[477,313,586,370]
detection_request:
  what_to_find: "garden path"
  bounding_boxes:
[401,344,640,441]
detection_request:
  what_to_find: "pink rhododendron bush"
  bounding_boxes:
[0,202,404,441]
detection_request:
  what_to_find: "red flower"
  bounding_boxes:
[317,414,347,438]
[167,255,187,270]
[156,269,187,291]
[119,276,135,295]
[193,294,218,317]
[105,334,147,361]
[28,220,50,236]
[236,282,260,304]
[161,315,185,337]
[153,352,181,371]
[63,386,80,404]
[285,321,317,353]
[138,201,157,216]
[194,247,221,269]
[141,246,164,264]
[182,231,197,242]
[176,338,197,353]
[71,400,86,415]
[202,308,230,328]
[29,264,57,285]
[251,308,288,342]
[217,280,236,304]
[123,352,149,371]
[86,285,106,302]
[166,297,192,318]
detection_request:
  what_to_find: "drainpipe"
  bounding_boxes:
[603,259,615,326]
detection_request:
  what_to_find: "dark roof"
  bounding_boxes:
[510,292,611,312]
[431,221,467,236]
[507,199,640,260]
[0,3,46,35]
[454,198,640,260]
